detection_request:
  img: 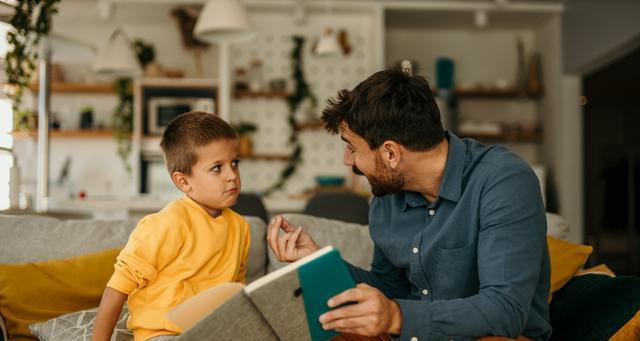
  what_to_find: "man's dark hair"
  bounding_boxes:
[160,111,238,175]
[321,67,444,151]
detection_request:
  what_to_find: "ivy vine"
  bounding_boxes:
[113,78,133,173]
[4,0,60,129]
[263,35,317,196]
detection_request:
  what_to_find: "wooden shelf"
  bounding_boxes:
[458,131,542,143]
[233,90,291,99]
[28,82,114,94]
[435,88,542,99]
[242,153,291,161]
[12,129,114,139]
[296,121,325,130]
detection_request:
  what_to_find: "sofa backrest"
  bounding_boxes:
[268,214,375,272]
[0,214,268,283]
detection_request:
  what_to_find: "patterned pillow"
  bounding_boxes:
[29,306,132,341]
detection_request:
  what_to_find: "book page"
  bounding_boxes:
[167,282,245,331]
[245,246,333,293]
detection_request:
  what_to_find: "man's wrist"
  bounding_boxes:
[388,300,403,335]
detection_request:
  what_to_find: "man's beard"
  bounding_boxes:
[352,157,405,197]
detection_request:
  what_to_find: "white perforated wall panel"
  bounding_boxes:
[230,10,377,196]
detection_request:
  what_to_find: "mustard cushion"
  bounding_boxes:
[547,235,593,294]
[0,248,120,341]
[610,310,640,341]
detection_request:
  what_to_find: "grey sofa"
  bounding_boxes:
[0,213,376,340]
[0,212,572,340]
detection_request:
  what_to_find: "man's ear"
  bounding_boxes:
[172,171,191,192]
[379,140,402,169]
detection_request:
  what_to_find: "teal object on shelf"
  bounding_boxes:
[315,176,345,187]
[436,57,455,90]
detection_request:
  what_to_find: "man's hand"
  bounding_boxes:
[267,215,321,262]
[319,283,403,337]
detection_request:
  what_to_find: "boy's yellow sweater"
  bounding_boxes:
[107,196,251,341]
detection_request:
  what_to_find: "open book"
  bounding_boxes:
[168,246,356,341]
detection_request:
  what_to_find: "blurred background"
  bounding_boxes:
[0,0,638,274]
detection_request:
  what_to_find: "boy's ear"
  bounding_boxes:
[172,171,191,192]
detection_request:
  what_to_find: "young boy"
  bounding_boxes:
[92,111,251,341]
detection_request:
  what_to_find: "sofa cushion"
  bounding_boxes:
[0,248,120,340]
[0,214,267,283]
[29,306,132,341]
[550,274,640,340]
[0,215,137,264]
[268,214,374,272]
[547,235,593,294]
[244,216,267,283]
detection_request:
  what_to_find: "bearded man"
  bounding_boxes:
[267,67,551,341]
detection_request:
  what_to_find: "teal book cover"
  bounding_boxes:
[298,248,356,341]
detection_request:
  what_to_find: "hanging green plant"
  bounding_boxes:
[4,0,61,129]
[263,35,318,196]
[112,39,154,172]
[113,78,133,173]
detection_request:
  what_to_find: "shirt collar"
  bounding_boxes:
[402,131,466,210]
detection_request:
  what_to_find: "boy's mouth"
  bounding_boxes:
[225,188,238,193]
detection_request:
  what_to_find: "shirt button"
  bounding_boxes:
[412,247,419,254]
[411,337,418,341]
[428,209,436,216]
[422,289,429,295]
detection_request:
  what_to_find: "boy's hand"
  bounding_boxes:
[267,215,320,262]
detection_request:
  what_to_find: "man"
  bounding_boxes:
[267,67,551,341]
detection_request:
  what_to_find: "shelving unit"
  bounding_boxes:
[28,82,114,94]
[12,129,115,139]
[233,90,290,99]
[243,153,291,161]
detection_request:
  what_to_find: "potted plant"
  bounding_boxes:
[233,121,257,157]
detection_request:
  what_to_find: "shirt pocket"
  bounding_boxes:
[435,244,477,298]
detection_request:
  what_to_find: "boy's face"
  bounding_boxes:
[177,138,241,216]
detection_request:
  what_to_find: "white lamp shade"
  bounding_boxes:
[194,0,253,42]
[315,28,340,56]
[94,29,142,77]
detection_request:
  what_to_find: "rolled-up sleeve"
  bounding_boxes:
[107,215,184,295]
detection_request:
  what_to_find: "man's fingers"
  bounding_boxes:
[267,216,282,258]
[277,232,291,261]
[285,227,303,258]
[280,217,298,233]
[319,302,370,325]
[321,315,371,331]
[327,287,364,308]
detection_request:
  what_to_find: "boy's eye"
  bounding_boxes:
[211,165,221,172]
[232,159,240,167]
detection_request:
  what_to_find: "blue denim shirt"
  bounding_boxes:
[347,132,551,341]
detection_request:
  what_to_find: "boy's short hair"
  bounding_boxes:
[160,111,238,175]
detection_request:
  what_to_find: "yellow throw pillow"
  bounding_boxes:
[609,310,640,341]
[0,248,120,341]
[547,235,593,294]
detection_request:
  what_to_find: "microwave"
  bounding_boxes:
[147,97,216,135]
